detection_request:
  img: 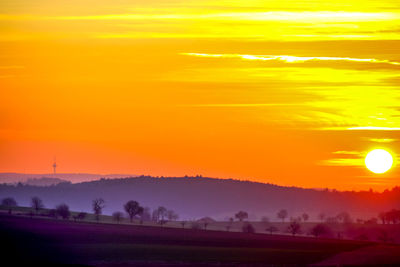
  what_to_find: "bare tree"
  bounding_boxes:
[1,197,17,214]
[113,211,124,223]
[336,212,352,224]
[167,210,179,221]
[265,226,278,235]
[139,207,151,224]
[378,212,387,224]
[55,203,70,219]
[287,220,301,236]
[310,223,331,238]
[124,200,143,223]
[73,212,87,222]
[31,196,44,214]
[385,209,400,224]
[92,198,105,221]
[153,206,168,224]
[378,229,392,243]
[77,212,87,220]
[277,209,288,222]
[235,211,248,222]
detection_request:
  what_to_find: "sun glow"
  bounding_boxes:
[365,149,393,174]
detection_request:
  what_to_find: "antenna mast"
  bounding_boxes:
[52,157,57,174]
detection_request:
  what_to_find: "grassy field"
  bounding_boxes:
[2,204,399,243]
[1,210,387,266]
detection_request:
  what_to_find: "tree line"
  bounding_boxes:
[0,196,179,225]
[1,196,398,241]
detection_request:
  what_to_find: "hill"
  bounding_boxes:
[0,172,137,184]
[0,176,399,220]
[24,177,70,187]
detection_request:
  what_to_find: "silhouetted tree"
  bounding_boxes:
[310,223,330,238]
[124,200,143,223]
[287,220,301,236]
[181,221,186,228]
[378,212,387,224]
[31,196,44,213]
[302,213,309,222]
[77,212,86,220]
[1,197,17,214]
[364,217,378,225]
[113,211,124,223]
[277,209,288,222]
[73,212,86,222]
[265,225,278,234]
[336,212,352,224]
[386,209,400,224]
[153,206,167,224]
[140,207,151,224]
[378,229,392,243]
[167,209,179,221]
[242,223,255,233]
[55,203,70,219]
[235,211,248,222]
[92,198,105,221]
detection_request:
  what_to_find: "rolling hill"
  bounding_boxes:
[0,176,399,220]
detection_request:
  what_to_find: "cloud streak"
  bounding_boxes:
[182,53,400,66]
[0,11,396,22]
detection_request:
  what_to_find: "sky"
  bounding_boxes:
[0,0,400,191]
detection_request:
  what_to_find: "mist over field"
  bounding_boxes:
[1,176,399,220]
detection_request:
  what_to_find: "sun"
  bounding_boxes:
[365,149,393,174]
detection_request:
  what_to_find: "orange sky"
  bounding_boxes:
[1,0,400,191]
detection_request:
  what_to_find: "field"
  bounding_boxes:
[2,205,400,243]
[2,212,399,267]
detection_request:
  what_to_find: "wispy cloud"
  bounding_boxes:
[348,126,400,130]
[320,158,364,166]
[0,11,396,22]
[369,138,397,143]
[333,151,362,155]
[182,53,400,66]
[181,103,304,107]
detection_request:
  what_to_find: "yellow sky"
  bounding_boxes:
[1,0,400,191]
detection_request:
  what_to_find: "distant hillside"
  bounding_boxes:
[0,176,399,220]
[0,172,137,184]
[25,177,70,187]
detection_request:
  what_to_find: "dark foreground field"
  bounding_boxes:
[1,214,399,266]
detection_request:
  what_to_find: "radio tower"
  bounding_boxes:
[52,157,57,175]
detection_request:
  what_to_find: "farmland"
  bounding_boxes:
[1,212,390,266]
